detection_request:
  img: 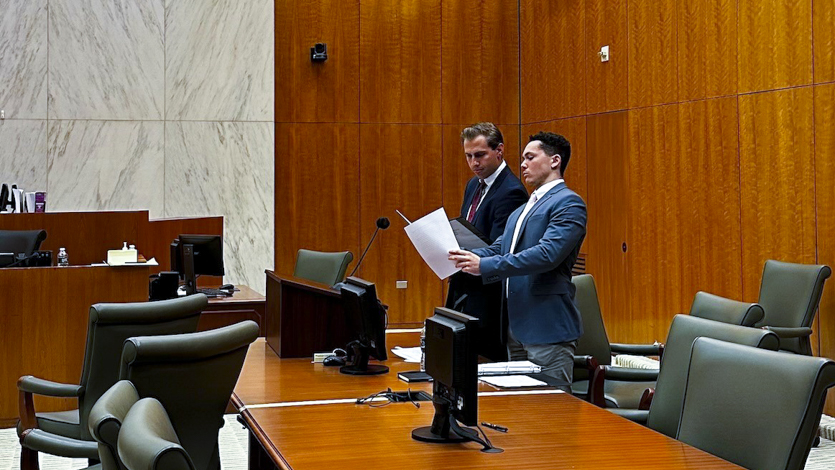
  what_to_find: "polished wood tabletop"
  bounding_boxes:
[241,393,742,470]
[233,338,432,408]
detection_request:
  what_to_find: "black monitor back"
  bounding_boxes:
[425,307,479,426]
[340,276,387,361]
[170,234,224,277]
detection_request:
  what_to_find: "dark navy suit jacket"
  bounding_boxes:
[445,165,527,359]
[474,182,587,345]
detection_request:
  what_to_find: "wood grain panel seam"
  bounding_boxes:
[737,83,817,97]
[736,93,745,303]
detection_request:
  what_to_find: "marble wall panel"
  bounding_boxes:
[165,121,274,293]
[47,120,164,216]
[49,0,164,120]
[0,0,47,119]
[0,120,47,190]
[165,0,274,121]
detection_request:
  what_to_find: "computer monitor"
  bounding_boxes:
[412,307,501,453]
[170,234,224,295]
[336,277,388,376]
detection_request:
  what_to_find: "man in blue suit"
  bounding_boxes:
[446,123,528,361]
[450,132,587,390]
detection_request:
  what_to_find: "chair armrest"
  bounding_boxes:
[763,326,814,339]
[600,366,659,381]
[610,342,664,356]
[573,355,599,372]
[588,365,658,408]
[19,429,99,460]
[638,388,655,410]
[18,376,83,397]
[608,408,649,424]
[17,377,82,432]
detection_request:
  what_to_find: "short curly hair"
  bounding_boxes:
[528,132,571,175]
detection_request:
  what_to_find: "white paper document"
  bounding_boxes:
[479,375,548,388]
[478,360,542,376]
[403,207,461,279]
[391,346,422,363]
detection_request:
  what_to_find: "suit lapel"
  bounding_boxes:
[471,168,507,226]
[515,183,566,246]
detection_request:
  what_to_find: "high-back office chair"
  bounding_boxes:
[118,398,196,470]
[293,249,353,286]
[688,291,764,326]
[119,321,259,470]
[0,229,47,266]
[677,337,835,470]
[585,290,778,410]
[88,380,140,470]
[755,260,831,355]
[632,315,780,435]
[19,380,141,470]
[17,295,206,467]
[570,275,662,406]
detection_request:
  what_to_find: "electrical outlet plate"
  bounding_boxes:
[599,45,610,62]
[396,280,408,289]
[1,110,5,119]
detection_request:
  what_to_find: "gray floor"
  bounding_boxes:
[0,415,248,470]
[3,414,835,469]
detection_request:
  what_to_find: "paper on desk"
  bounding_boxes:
[403,208,460,280]
[478,360,542,376]
[479,375,548,388]
[391,346,422,363]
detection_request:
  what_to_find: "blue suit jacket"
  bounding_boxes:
[474,182,587,345]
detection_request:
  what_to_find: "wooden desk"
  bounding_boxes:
[200,285,266,335]
[233,339,431,407]
[243,394,741,470]
[0,265,151,425]
[233,338,741,470]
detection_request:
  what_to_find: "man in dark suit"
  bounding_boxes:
[446,122,528,361]
[450,132,587,391]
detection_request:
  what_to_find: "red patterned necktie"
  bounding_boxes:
[466,180,487,223]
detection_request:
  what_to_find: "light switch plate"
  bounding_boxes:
[396,280,408,289]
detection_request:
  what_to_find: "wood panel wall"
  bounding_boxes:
[275,0,520,326]
[276,1,835,414]
[513,0,835,412]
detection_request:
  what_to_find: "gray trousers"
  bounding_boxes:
[507,328,577,393]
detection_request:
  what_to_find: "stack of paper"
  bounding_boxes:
[479,375,548,388]
[478,360,542,376]
[391,346,422,363]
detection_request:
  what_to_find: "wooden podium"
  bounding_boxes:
[264,270,351,358]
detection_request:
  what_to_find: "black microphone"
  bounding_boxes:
[348,217,390,277]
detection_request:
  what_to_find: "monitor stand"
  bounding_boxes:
[339,342,389,376]
[182,243,196,295]
[412,397,503,453]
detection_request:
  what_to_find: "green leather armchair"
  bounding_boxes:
[293,249,353,286]
[755,260,831,355]
[570,275,646,404]
[606,315,779,432]
[678,337,835,470]
[688,291,764,326]
[119,321,259,470]
[585,288,776,410]
[118,397,196,470]
[17,295,207,468]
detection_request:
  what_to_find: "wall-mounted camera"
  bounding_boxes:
[310,43,328,62]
